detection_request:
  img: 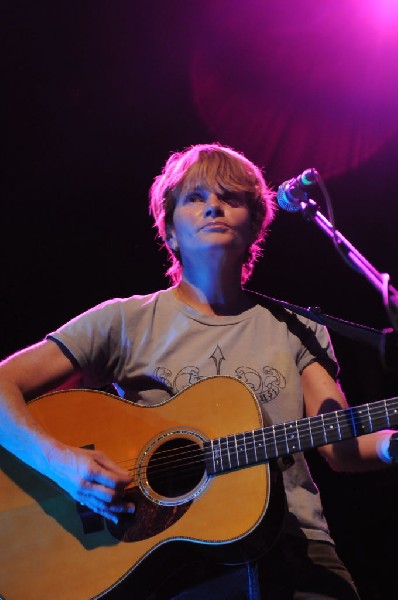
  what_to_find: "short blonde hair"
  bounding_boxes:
[149,143,276,284]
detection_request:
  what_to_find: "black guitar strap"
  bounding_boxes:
[244,289,340,380]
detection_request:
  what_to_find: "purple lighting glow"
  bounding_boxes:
[191,0,398,181]
[362,0,398,27]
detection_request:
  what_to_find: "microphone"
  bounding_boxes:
[277,168,318,212]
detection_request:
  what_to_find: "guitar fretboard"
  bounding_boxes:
[204,396,398,476]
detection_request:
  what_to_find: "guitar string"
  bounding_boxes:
[115,402,398,483]
[125,427,394,485]
[118,399,398,471]
[126,407,395,487]
[119,401,398,475]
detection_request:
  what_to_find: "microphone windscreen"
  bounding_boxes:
[276,186,302,212]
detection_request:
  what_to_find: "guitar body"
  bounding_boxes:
[0,376,285,600]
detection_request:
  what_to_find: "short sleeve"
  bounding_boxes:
[295,317,339,380]
[47,299,125,389]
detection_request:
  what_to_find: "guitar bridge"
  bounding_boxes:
[76,502,105,534]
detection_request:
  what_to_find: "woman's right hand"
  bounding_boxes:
[43,442,135,523]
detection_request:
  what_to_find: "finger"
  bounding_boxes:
[82,500,121,524]
[108,501,136,515]
[91,453,132,486]
[78,494,135,524]
[82,462,131,492]
[80,481,120,504]
[79,481,136,511]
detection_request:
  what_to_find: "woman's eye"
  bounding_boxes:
[221,193,245,207]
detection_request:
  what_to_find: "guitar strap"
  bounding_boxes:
[244,289,339,381]
[245,288,398,372]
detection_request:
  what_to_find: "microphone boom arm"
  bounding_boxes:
[301,198,398,336]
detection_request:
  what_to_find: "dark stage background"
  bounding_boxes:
[2,2,398,598]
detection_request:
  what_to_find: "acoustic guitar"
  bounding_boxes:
[1,375,397,600]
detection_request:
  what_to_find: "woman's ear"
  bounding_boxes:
[166,227,178,252]
[169,238,179,252]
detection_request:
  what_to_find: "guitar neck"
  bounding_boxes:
[205,396,398,476]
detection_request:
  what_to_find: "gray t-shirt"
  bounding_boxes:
[48,287,338,544]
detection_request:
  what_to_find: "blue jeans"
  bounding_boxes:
[108,535,360,599]
[149,535,360,600]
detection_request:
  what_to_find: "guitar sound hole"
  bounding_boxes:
[147,437,205,498]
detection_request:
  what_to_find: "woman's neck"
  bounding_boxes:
[176,277,253,316]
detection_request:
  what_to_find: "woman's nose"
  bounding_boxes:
[204,194,224,217]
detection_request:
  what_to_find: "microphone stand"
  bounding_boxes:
[297,199,398,371]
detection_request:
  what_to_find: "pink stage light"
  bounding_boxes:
[190,0,398,181]
[362,0,398,27]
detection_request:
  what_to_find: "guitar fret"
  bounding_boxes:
[283,422,289,452]
[256,428,267,461]
[384,399,391,428]
[309,415,326,447]
[238,433,248,465]
[205,439,221,475]
[349,407,358,437]
[336,408,356,440]
[352,405,377,436]
[308,417,314,448]
[227,435,237,469]
[297,417,312,452]
[267,424,277,459]
[323,411,340,444]
[354,405,369,435]
[295,420,301,451]
[231,434,238,468]
[220,437,230,471]
[336,412,342,440]
[211,439,217,473]
[249,428,266,463]
[285,420,301,453]
[366,404,372,433]
[321,414,327,444]
[272,424,287,458]
[234,434,240,466]
[205,390,398,478]
[263,428,268,460]
[251,430,258,463]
